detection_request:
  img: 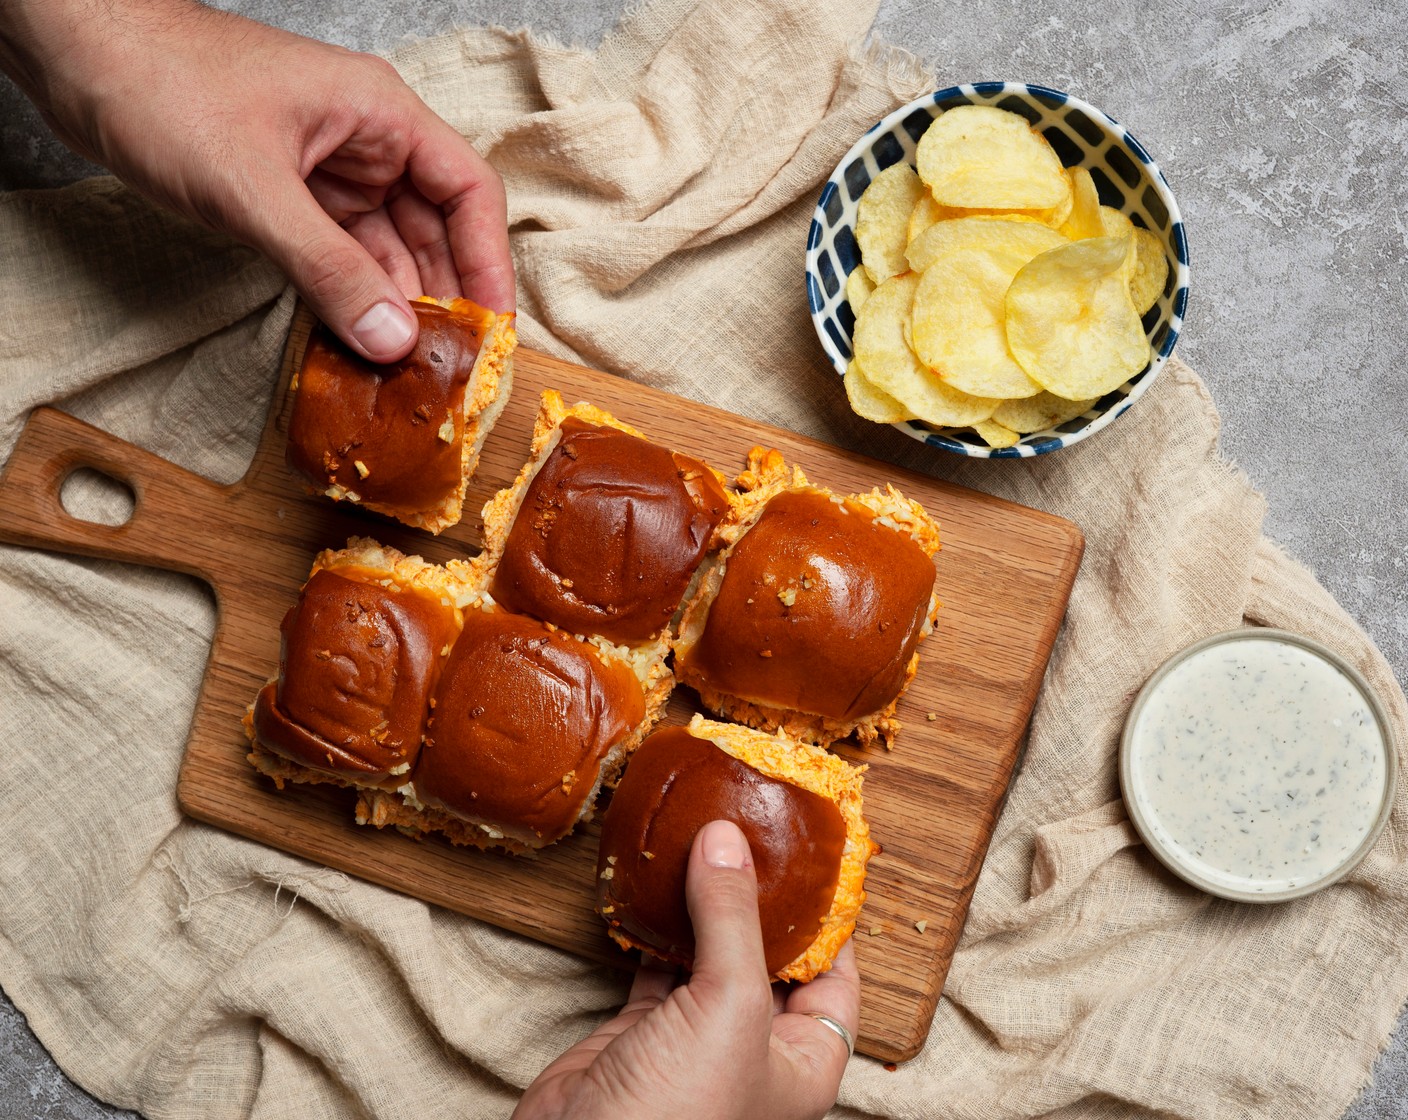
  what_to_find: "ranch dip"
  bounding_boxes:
[1122,630,1392,900]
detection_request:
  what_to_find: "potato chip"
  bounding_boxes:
[856,162,925,285]
[973,419,1020,448]
[846,266,876,313]
[1058,166,1104,241]
[1098,205,1134,241]
[852,274,1000,426]
[906,192,943,245]
[1127,227,1169,315]
[917,105,1069,212]
[1042,185,1075,230]
[920,199,1058,229]
[908,221,1066,400]
[992,391,1099,434]
[1097,208,1138,290]
[906,215,1066,275]
[947,207,1055,227]
[844,360,914,424]
[1005,235,1150,401]
[912,251,1044,400]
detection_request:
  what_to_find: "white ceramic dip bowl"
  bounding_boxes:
[1120,628,1397,903]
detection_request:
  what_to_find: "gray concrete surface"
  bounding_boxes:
[2,0,1405,1115]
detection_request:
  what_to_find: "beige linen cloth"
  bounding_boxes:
[2,1,1406,1117]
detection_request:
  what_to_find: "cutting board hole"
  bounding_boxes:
[61,467,136,527]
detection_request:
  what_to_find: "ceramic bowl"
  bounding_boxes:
[806,81,1190,458]
[1119,629,1397,903]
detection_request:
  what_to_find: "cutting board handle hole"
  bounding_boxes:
[60,467,136,528]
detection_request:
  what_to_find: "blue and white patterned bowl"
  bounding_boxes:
[806,82,1190,458]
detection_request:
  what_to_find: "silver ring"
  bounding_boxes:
[807,1012,855,1056]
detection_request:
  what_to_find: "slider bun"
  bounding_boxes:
[286,298,515,534]
[371,607,650,850]
[474,390,732,646]
[246,540,464,788]
[489,415,729,643]
[597,715,877,982]
[675,473,940,746]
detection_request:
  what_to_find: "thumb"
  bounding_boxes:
[239,171,419,362]
[685,820,771,997]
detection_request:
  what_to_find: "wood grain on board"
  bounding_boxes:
[0,306,1083,1062]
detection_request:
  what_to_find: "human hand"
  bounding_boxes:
[514,820,860,1120]
[0,0,513,361]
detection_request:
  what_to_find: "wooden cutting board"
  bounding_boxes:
[0,307,1082,1063]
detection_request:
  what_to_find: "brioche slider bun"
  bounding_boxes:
[287,297,515,534]
[357,605,652,852]
[474,390,732,647]
[489,413,729,643]
[246,539,465,790]
[597,715,877,982]
[675,450,940,747]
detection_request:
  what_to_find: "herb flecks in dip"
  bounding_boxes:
[1126,635,1387,895]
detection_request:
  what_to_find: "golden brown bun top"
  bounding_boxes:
[681,488,937,722]
[287,301,494,515]
[597,725,846,975]
[251,566,461,778]
[489,419,729,643]
[413,608,647,842]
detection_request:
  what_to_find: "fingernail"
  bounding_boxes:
[701,820,748,869]
[351,301,414,359]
